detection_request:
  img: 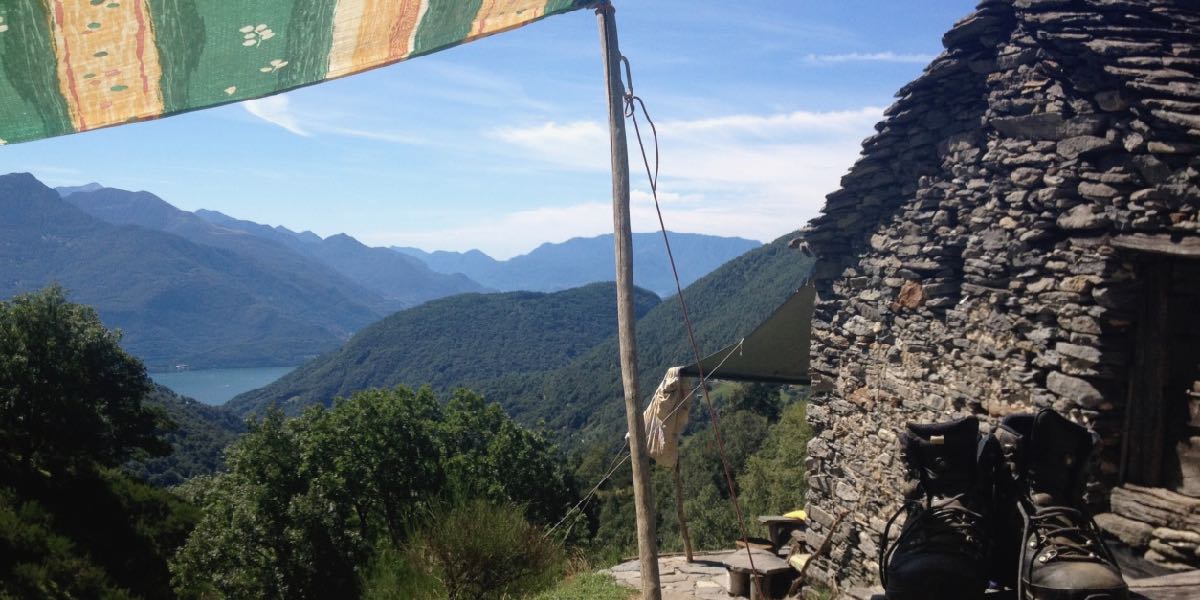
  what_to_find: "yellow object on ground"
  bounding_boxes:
[783,509,807,521]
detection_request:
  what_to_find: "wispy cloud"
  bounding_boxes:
[241,94,424,143]
[486,106,884,176]
[243,95,309,136]
[802,51,934,65]
[375,105,886,257]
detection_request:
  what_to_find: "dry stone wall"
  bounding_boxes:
[801,0,1200,587]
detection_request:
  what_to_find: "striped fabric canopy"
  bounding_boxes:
[0,0,595,145]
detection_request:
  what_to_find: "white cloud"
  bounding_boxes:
[802,51,934,65]
[660,107,884,136]
[460,105,885,256]
[489,121,609,170]
[242,95,309,136]
[316,125,425,145]
[242,94,424,144]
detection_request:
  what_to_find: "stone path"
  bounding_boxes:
[606,553,733,600]
[610,556,1199,600]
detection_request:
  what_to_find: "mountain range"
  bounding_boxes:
[0,173,382,369]
[62,188,487,309]
[3,171,766,371]
[191,209,486,306]
[395,232,761,298]
[233,232,814,444]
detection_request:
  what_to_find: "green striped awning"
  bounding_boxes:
[0,0,596,145]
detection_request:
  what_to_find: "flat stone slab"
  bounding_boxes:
[722,549,792,574]
[1128,569,1200,600]
[604,552,752,599]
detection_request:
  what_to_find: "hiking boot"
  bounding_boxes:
[995,409,1128,600]
[880,416,992,600]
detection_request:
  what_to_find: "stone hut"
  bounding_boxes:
[801,0,1200,589]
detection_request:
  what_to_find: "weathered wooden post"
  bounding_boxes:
[596,3,661,598]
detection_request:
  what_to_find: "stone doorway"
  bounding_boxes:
[1119,243,1200,497]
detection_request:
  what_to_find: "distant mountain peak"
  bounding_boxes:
[55,182,105,197]
[395,231,762,297]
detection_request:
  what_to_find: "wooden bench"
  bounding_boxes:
[757,515,807,550]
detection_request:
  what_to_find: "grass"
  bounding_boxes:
[525,573,635,600]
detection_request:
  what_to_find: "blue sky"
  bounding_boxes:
[0,0,976,259]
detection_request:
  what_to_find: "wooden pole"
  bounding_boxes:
[596,4,660,599]
[673,458,694,562]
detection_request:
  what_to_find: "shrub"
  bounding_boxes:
[403,500,565,600]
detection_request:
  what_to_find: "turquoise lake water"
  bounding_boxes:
[151,367,296,406]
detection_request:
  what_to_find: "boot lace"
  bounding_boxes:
[879,492,985,587]
[1017,501,1118,598]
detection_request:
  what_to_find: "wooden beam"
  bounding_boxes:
[674,458,694,563]
[1112,234,1200,258]
[1124,262,1169,486]
[596,4,661,599]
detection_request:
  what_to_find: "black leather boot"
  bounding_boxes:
[995,409,1128,600]
[881,416,992,600]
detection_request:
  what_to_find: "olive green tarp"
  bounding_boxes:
[0,0,595,145]
[679,282,815,385]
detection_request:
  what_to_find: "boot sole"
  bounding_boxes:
[886,584,986,600]
[1025,584,1128,600]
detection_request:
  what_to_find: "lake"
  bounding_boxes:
[151,366,296,406]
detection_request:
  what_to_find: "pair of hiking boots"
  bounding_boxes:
[880,409,1128,600]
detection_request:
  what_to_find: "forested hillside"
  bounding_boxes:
[476,231,813,442]
[126,385,245,487]
[0,287,583,599]
[0,173,382,369]
[228,283,661,416]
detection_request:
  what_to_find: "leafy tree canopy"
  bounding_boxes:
[173,386,579,600]
[0,285,168,476]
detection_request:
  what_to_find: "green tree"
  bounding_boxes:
[0,287,195,599]
[739,400,812,518]
[438,390,576,525]
[173,386,578,599]
[0,286,168,476]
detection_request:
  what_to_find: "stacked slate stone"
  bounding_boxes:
[801,0,1200,588]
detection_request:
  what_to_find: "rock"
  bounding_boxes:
[1096,513,1155,548]
[1027,278,1056,293]
[1078,181,1119,200]
[1084,39,1164,57]
[1094,90,1129,112]
[896,281,926,310]
[1110,485,1200,532]
[1056,342,1102,364]
[1011,167,1044,187]
[1058,276,1097,294]
[1153,527,1200,546]
[1057,205,1110,230]
[1046,371,1105,408]
[992,113,1064,139]
[1058,135,1115,159]
[835,481,861,502]
[1148,539,1198,565]
[1148,141,1200,154]
[1133,155,1172,184]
